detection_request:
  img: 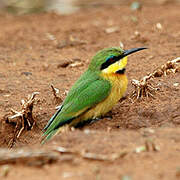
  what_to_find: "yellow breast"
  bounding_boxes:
[70,73,128,126]
[95,73,128,115]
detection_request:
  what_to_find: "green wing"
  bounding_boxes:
[43,70,111,140]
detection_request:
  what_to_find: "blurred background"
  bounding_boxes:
[0,0,180,15]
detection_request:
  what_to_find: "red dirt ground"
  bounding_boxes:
[0,3,180,180]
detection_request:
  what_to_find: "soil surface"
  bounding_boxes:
[0,3,180,180]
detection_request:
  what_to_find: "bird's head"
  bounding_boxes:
[89,47,147,74]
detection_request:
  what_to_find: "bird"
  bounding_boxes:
[42,47,147,142]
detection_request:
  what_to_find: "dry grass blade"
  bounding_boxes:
[80,151,128,161]
[135,140,160,153]
[51,85,68,106]
[51,84,63,104]
[131,57,180,99]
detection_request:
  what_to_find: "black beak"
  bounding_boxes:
[123,47,147,57]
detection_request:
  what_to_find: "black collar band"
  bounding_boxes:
[116,68,126,74]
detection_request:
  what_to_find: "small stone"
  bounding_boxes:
[46,33,56,41]
[122,175,132,180]
[57,40,68,49]
[62,172,73,178]
[107,127,112,132]
[119,42,124,49]
[42,63,49,71]
[84,129,91,134]
[69,61,83,68]
[148,55,154,60]
[57,59,72,68]
[21,72,32,76]
[144,128,155,134]
[71,127,75,131]
[1,165,10,177]
[3,94,11,97]
[135,146,146,153]
[173,82,179,87]
[105,27,119,34]
[55,146,68,153]
[131,2,142,11]
[156,23,163,30]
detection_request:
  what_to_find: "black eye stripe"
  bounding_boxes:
[100,56,121,70]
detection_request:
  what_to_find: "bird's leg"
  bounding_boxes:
[89,117,102,124]
[71,116,104,128]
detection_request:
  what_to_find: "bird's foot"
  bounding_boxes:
[90,117,101,124]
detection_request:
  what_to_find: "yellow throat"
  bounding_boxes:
[101,56,127,74]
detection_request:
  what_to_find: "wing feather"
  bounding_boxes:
[43,71,111,137]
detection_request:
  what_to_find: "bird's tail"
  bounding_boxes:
[42,106,74,144]
[41,129,58,144]
[44,106,62,130]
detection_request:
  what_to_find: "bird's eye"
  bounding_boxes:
[106,55,115,62]
[100,55,119,70]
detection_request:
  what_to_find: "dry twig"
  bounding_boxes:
[51,84,63,104]
[0,139,160,166]
[54,146,128,161]
[0,149,58,166]
[51,84,68,106]
[6,92,39,146]
[131,57,180,99]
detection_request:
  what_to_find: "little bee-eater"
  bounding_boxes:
[43,47,146,142]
